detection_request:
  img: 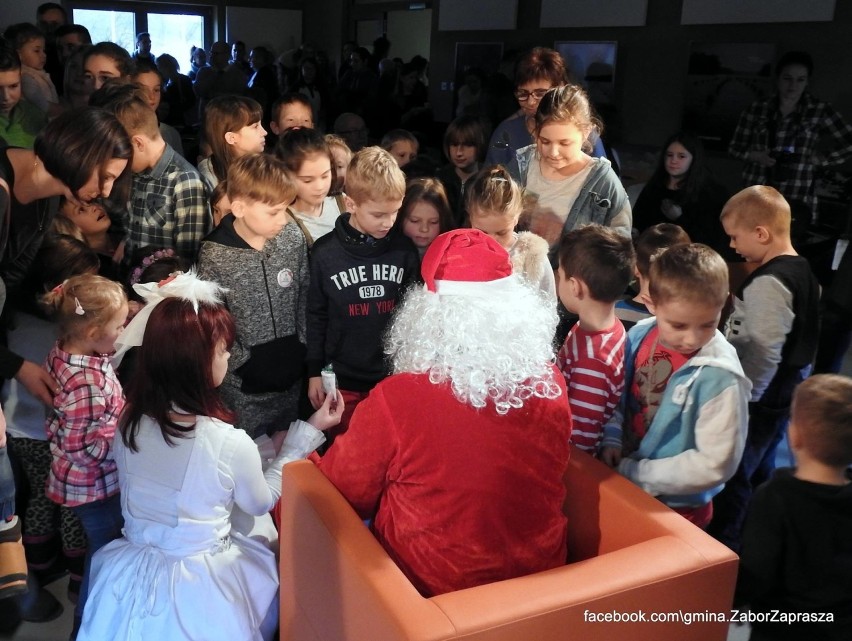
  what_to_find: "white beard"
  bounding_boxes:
[385,281,562,414]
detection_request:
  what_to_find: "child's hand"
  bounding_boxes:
[599,446,622,468]
[270,429,288,454]
[307,391,344,431]
[307,376,326,410]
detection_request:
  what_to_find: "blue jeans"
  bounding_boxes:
[69,494,123,618]
[0,446,14,522]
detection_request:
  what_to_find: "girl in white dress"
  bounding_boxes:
[78,272,341,641]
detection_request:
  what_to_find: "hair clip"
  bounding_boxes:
[490,177,508,183]
[157,271,182,287]
[74,297,85,316]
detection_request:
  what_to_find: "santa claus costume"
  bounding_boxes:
[317,229,573,596]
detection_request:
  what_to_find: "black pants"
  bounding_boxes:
[708,367,807,552]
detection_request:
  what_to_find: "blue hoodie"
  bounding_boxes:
[602,317,752,508]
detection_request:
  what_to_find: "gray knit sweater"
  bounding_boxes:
[198,215,309,436]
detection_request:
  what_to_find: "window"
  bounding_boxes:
[73,9,135,55]
[147,14,205,72]
[69,2,213,74]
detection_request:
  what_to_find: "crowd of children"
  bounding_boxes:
[0,19,849,641]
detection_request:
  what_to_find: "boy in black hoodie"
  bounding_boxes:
[306,146,419,443]
[735,374,852,641]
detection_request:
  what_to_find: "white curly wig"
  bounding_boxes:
[385,279,562,415]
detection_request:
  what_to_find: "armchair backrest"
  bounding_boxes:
[280,450,738,641]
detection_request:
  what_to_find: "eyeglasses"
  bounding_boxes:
[514,88,550,102]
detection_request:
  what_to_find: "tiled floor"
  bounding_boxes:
[1,576,74,641]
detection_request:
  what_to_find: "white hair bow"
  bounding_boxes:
[111,269,227,368]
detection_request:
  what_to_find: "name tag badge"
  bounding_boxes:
[278,268,294,288]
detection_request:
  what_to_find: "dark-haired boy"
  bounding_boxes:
[0,44,45,148]
[270,93,314,135]
[555,224,635,453]
[435,115,486,227]
[266,93,313,152]
[735,374,852,641]
[54,24,91,66]
[94,83,209,263]
[615,223,691,331]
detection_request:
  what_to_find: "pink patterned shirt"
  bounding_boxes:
[44,344,123,507]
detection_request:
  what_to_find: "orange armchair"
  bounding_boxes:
[279,450,738,641]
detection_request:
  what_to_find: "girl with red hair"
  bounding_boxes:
[78,272,341,641]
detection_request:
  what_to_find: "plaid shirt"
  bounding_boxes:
[729,92,852,214]
[125,144,211,263]
[44,344,124,507]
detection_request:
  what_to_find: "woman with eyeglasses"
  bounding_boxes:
[485,47,607,168]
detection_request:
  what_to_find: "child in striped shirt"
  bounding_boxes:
[555,225,635,453]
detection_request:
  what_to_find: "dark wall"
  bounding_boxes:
[427,0,852,147]
[92,0,852,150]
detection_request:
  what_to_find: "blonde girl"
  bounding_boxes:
[324,134,352,195]
[2,236,99,606]
[510,84,631,249]
[275,127,342,245]
[199,95,266,189]
[42,274,128,635]
[467,165,555,300]
[392,177,454,259]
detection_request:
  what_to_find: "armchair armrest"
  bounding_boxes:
[280,460,453,641]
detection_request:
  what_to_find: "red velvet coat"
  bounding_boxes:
[317,369,573,596]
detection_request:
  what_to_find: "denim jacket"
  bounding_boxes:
[510,145,631,239]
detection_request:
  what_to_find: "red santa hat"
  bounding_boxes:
[421,229,515,297]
